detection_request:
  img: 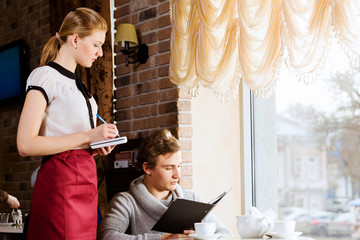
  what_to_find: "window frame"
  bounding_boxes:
[242,84,278,213]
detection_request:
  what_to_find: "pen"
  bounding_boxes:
[96,114,120,138]
[96,114,107,124]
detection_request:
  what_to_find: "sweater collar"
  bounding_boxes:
[130,175,184,220]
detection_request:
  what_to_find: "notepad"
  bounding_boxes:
[90,136,127,149]
[151,188,231,233]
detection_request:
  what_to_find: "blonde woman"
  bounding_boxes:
[17,8,118,240]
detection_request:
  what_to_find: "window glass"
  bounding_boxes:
[276,42,359,239]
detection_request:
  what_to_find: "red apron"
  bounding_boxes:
[27,149,98,240]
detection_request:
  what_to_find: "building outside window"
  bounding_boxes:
[272,42,360,239]
[250,42,359,239]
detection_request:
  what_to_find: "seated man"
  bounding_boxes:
[98,129,232,240]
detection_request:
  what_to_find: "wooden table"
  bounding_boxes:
[0,224,23,240]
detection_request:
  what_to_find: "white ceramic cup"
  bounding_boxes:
[274,220,296,234]
[194,222,216,236]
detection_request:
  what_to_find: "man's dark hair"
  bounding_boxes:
[135,129,180,172]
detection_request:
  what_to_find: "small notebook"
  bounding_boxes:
[90,136,127,149]
[151,188,231,233]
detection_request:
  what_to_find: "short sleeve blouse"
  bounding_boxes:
[26,63,98,149]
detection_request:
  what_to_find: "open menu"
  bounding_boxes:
[90,136,127,149]
[151,188,232,233]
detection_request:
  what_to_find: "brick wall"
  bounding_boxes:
[0,0,194,214]
[113,0,193,189]
[0,0,51,213]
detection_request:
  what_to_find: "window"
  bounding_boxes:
[248,41,359,239]
[272,42,359,239]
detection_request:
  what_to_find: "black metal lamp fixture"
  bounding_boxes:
[115,23,149,66]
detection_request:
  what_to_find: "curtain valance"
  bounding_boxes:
[169,0,360,99]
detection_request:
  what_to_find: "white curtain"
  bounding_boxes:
[169,0,360,99]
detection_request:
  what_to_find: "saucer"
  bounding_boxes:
[188,233,221,240]
[265,231,302,239]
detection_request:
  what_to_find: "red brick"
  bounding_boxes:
[158,2,170,16]
[156,52,171,65]
[149,80,160,91]
[115,5,131,19]
[11,162,31,172]
[158,65,169,77]
[114,53,126,66]
[133,81,159,95]
[139,68,157,82]
[115,65,131,75]
[130,0,150,12]
[139,7,157,22]
[115,75,131,87]
[159,88,178,101]
[117,121,133,132]
[158,26,172,40]
[131,14,139,24]
[115,0,131,6]
[137,19,157,33]
[133,105,158,118]
[148,44,158,57]
[115,85,132,98]
[116,96,139,109]
[30,11,41,21]
[114,44,122,54]
[114,16,131,26]
[132,58,152,71]
[158,14,171,28]
[158,40,170,53]
[139,92,159,105]
[133,118,158,130]
[41,5,50,16]
[158,77,176,89]
[131,74,139,84]
[142,32,157,44]
[158,113,178,127]
[133,82,150,95]
[150,0,158,5]
[159,101,178,114]
[115,109,133,121]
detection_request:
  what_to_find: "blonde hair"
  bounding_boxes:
[40,8,108,66]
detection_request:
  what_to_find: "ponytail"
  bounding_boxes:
[40,36,60,66]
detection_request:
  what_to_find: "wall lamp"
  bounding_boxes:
[115,23,149,66]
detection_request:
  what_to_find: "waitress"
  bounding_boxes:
[16,8,118,240]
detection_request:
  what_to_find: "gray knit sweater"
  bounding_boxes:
[97,175,232,240]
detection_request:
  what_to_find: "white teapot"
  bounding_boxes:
[236,214,271,238]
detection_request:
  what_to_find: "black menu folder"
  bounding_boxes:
[151,188,231,233]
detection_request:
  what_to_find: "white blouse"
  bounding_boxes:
[26,63,98,149]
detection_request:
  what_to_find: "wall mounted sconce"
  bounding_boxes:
[115,23,149,66]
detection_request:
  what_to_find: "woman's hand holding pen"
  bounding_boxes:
[88,123,119,143]
[88,121,119,156]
